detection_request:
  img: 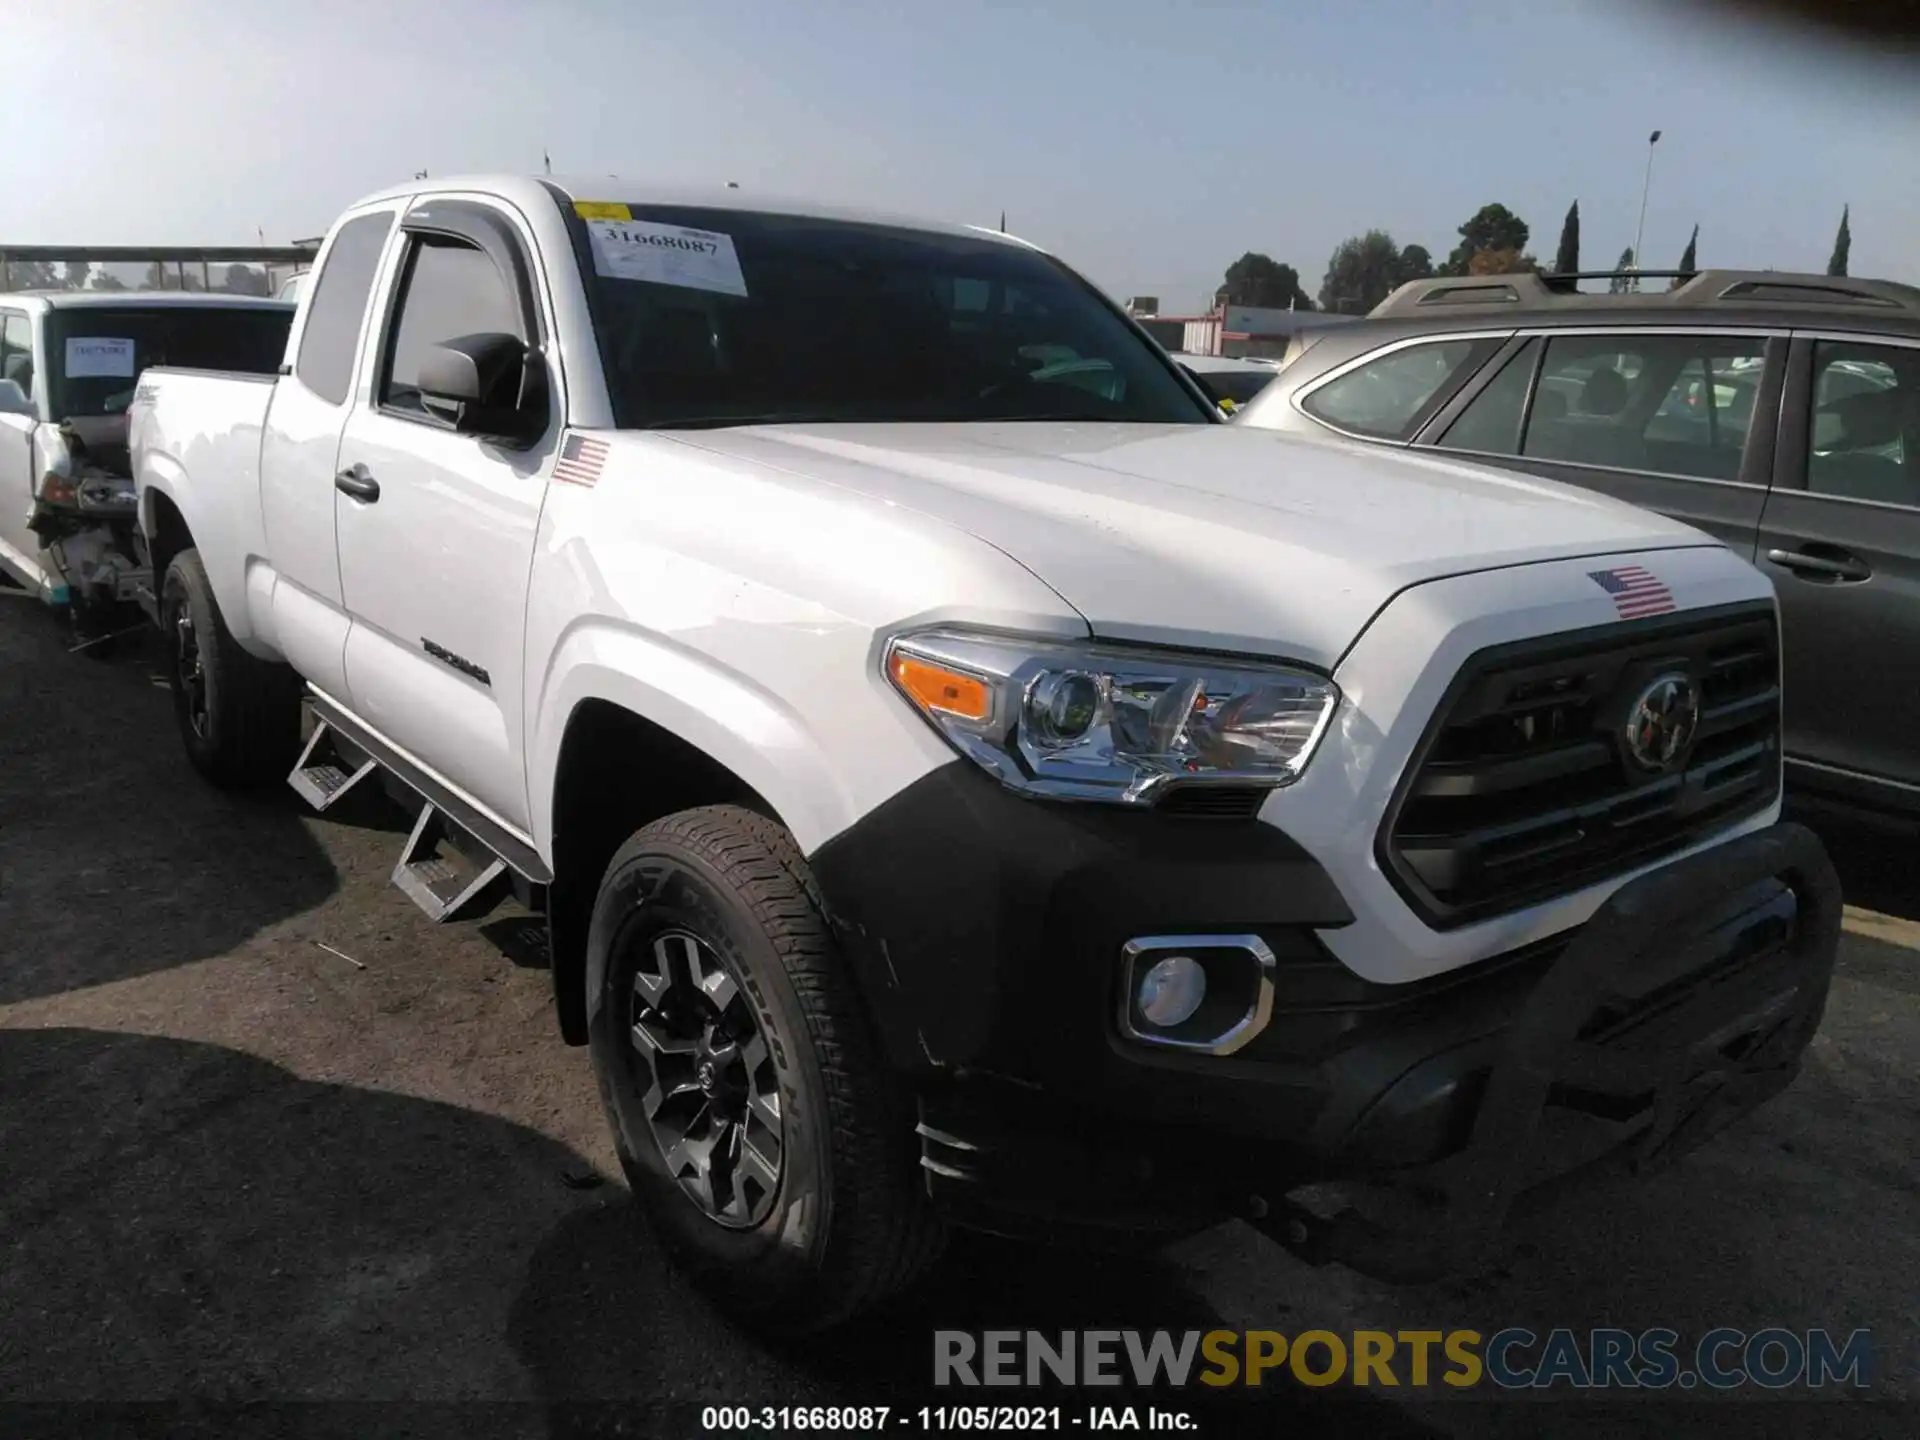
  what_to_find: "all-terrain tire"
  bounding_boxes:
[160,548,304,789]
[587,803,945,1335]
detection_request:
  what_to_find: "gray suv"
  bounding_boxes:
[1233,268,1920,820]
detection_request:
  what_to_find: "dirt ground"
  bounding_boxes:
[1,591,1914,1439]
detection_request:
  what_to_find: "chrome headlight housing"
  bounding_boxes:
[884,629,1339,806]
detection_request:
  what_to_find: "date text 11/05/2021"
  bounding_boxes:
[701,1408,1193,1432]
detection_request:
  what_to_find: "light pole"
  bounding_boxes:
[1631,129,1661,292]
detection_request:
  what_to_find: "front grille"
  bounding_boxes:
[1379,602,1781,930]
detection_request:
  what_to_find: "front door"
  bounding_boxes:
[0,309,46,592]
[1757,334,1920,803]
[332,206,557,833]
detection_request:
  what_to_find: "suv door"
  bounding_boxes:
[1420,328,1784,558]
[1756,333,1920,809]
[332,199,559,834]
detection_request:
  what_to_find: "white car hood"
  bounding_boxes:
[665,421,1714,669]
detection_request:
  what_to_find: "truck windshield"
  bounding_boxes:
[568,205,1215,429]
[45,306,293,419]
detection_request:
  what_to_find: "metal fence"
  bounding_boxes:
[0,244,320,297]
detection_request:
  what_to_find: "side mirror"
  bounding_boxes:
[418,332,546,445]
[0,377,32,417]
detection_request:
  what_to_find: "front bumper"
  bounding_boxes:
[811,777,1840,1272]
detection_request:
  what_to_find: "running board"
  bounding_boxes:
[289,719,380,812]
[286,688,551,927]
[392,802,512,923]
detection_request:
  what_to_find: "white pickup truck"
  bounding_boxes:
[130,173,1842,1335]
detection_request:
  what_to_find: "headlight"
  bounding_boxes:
[884,629,1339,806]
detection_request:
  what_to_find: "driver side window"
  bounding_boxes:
[379,236,525,417]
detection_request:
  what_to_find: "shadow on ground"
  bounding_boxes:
[0,605,340,1004]
[508,1210,1443,1440]
[0,1026,1433,1440]
[1787,798,1920,922]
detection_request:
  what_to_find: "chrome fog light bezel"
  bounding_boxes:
[1117,934,1277,1056]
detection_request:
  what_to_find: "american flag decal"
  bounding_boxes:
[552,431,609,487]
[1588,564,1676,619]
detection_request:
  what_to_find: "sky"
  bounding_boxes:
[4,0,1915,310]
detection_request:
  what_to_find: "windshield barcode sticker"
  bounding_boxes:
[584,218,748,297]
[65,336,136,378]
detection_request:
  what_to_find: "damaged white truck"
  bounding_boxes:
[0,291,291,647]
[129,174,1842,1334]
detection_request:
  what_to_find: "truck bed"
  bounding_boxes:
[128,367,279,634]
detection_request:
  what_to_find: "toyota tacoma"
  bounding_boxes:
[128,174,1842,1334]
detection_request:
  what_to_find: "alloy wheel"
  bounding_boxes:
[626,928,784,1228]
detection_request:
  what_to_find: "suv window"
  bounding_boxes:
[294,211,395,406]
[0,312,32,400]
[379,236,527,416]
[1519,332,1767,482]
[1436,338,1541,454]
[1301,338,1488,441]
[1805,341,1918,509]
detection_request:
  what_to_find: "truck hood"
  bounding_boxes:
[664,421,1714,669]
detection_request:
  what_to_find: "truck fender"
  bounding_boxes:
[138,453,274,656]
[529,617,868,870]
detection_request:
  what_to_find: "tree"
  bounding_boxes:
[63,261,92,291]
[90,271,128,291]
[1553,201,1580,275]
[1216,252,1314,311]
[1467,247,1539,277]
[1608,246,1636,293]
[222,263,271,296]
[2,259,58,292]
[1827,205,1851,277]
[143,260,182,292]
[1672,224,1699,288]
[1319,232,1445,314]
[1439,203,1530,275]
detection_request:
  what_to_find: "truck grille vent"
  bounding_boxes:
[1379,604,1781,929]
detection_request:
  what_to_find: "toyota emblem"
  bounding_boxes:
[1624,672,1701,772]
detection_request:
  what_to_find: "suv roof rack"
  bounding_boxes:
[1368,269,1920,319]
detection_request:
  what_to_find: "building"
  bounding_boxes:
[1169,303,1363,360]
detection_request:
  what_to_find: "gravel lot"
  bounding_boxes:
[1,591,1914,1438]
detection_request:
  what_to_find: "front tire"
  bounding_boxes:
[160,548,303,789]
[587,804,944,1334]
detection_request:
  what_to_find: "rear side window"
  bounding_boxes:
[1301,338,1489,440]
[295,211,395,406]
[1520,333,1768,483]
[1437,338,1542,455]
[378,236,526,416]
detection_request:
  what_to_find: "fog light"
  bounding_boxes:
[1137,955,1207,1028]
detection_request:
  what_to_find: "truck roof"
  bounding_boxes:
[0,291,296,314]
[348,173,1045,252]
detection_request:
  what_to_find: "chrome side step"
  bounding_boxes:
[392,802,512,924]
[286,690,550,926]
[289,718,380,812]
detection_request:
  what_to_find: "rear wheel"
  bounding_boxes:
[587,804,944,1334]
[160,548,303,789]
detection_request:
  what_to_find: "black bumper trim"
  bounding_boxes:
[1250,819,1841,1282]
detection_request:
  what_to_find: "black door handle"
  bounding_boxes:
[335,465,380,502]
[1764,547,1870,582]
